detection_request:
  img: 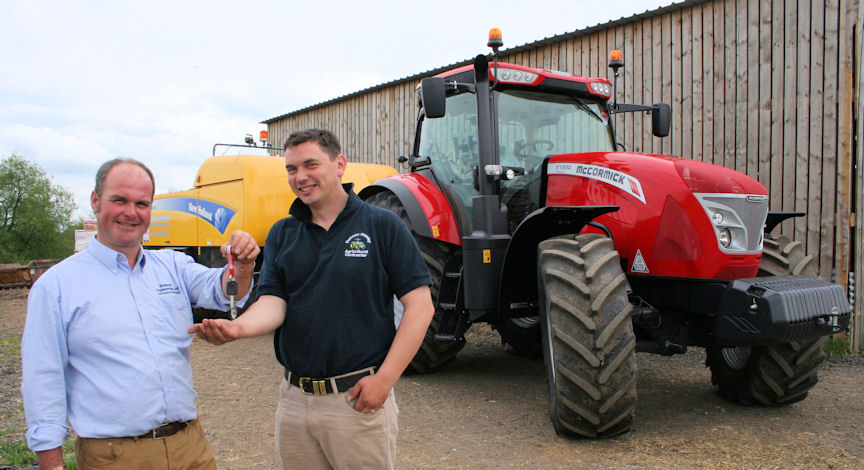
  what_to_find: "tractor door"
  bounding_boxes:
[417,91,480,235]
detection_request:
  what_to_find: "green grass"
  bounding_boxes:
[0,336,20,360]
[824,336,853,358]
[0,439,76,469]
[0,439,36,467]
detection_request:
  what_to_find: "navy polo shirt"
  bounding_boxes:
[258,184,432,377]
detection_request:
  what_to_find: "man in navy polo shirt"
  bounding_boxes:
[189,128,434,469]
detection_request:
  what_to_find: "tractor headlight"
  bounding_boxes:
[718,228,731,248]
[711,212,724,224]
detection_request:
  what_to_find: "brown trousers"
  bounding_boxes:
[74,419,217,470]
[275,376,399,470]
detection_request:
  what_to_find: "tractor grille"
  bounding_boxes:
[695,193,769,254]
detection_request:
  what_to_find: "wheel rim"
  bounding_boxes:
[721,346,752,370]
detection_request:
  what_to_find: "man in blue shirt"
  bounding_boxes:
[21,158,259,470]
[189,129,434,469]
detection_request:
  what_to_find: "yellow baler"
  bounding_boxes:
[144,154,398,268]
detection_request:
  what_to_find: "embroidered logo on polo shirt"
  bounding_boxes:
[344,233,371,258]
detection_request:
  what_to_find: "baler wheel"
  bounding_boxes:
[538,233,636,439]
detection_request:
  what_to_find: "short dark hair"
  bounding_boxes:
[284,128,342,159]
[94,158,155,198]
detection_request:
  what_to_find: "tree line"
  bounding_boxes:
[0,154,80,264]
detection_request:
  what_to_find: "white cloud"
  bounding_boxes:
[1,0,673,218]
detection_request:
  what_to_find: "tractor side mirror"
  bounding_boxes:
[420,77,446,118]
[652,103,671,137]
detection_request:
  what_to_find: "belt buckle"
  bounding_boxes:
[298,377,327,395]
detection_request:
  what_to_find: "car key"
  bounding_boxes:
[226,245,238,319]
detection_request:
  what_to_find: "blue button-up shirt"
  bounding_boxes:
[21,239,248,451]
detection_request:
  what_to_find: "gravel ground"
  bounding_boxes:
[2,288,863,469]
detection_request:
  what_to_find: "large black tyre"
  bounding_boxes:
[538,233,636,438]
[759,235,816,276]
[706,338,826,405]
[366,191,466,373]
[706,235,826,406]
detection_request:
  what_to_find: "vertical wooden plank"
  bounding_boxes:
[767,0,783,208]
[692,3,704,161]
[725,0,739,171]
[550,42,560,72]
[820,0,840,282]
[835,0,854,297]
[648,15,660,153]
[680,7,692,159]
[703,1,715,164]
[572,36,583,76]
[656,15,667,155]
[633,20,644,152]
[624,22,636,151]
[672,9,683,157]
[808,0,826,274]
[597,30,606,79]
[747,0,761,181]
[794,0,811,245]
[713,0,726,166]
[782,0,798,232]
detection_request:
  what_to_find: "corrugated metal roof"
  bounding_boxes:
[261,0,698,124]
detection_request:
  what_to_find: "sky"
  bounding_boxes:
[0,0,672,218]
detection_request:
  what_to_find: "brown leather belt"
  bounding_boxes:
[134,420,190,439]
[285,368,375,395]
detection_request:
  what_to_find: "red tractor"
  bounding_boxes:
[360,30,850,438]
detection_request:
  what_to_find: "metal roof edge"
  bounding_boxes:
[261,0,697,124]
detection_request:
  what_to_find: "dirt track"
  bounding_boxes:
[2,288,863,469]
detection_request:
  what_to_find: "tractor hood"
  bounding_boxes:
[544,152,768,279]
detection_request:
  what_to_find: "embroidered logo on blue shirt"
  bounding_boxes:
[156,283,181,295]
[344,233,371,258]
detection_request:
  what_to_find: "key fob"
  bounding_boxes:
[226,280,238,296]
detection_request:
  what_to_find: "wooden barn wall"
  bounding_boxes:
[267,0,858,301]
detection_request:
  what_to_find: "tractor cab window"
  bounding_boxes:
[496,90,615,231]
[418,92,480,223]
[417,87,616,235]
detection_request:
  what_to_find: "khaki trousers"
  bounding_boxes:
[74,419,217,470]
[274,376,399,470]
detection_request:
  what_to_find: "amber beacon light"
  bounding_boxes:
[488,28,503,52]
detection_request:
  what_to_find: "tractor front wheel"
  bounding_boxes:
[366,191,466,373]
[538,233,636,438]
[706,339,826,405]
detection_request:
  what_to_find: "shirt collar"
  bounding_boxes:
[87,237,146,272]
[289,182,358,223]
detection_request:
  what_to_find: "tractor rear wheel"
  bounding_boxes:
[538,233,636,438]
[366,191,466,373]
[706,234,826,406]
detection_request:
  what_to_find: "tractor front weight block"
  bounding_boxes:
[714,275,851,346]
